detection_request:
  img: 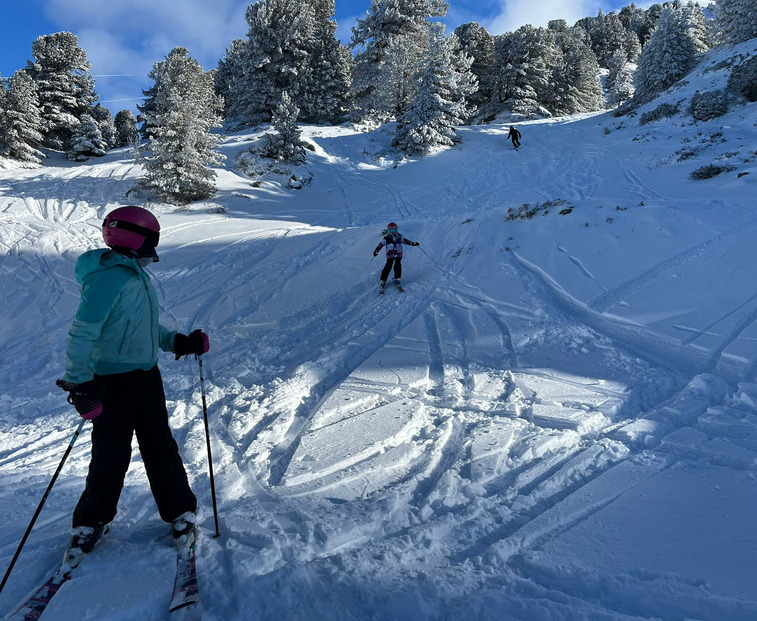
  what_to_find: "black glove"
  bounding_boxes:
[411,242,420,246]
[174,329,210,360]
[373,249,379,257]
[56,379,103,420]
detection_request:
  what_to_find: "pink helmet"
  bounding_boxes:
[387,222,398,230]
[102,206,160,256]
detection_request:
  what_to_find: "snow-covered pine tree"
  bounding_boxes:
[496,25,558,117]
[298,0,352,124]
[91,103,116,148]
[350,0,449,123]
[140,47,224,205]
[25,32,99,151]
[634,3,709,104]
[453,22,495,120]
[606,49,635,107]
[592,13,641,68]
[548,36,603,116]
[67,114,107,161]
[261,91,306,163]
[230,0,316,125]
[714,0,757,45]
[619,3,651,46]
[1,70,44,165]
[393,24,476,155]
[216,39,249,119]
[114,110,140,147]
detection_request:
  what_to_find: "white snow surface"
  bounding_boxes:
[1,43,757,620]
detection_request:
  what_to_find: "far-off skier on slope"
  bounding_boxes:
[507,125,521,149]
[373,222,419,293]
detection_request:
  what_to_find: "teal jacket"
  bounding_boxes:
[64,249,176,383]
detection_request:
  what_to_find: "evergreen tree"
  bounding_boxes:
[453,22,495,119]
[606,49,635,107]
[67,114,107,161]
[261,91,306,163]
[1,70,44,164]
[91,103,116,148]
[634,3,709,103]
[140,47,224,205]
[350,0,449,123]
[619,3,649,44]
[393,24,476,155]
[216,39,249,118]
[25,32,99,151]
[299,0,352,123]
[549,37,603,116]
[497,25,558,117]
[231,0,316,125]
[714,0,757,45]
[114,110,140,147]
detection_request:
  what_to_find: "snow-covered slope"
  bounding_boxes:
[1,43,756,620]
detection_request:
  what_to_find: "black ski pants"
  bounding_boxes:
[380,257,402,282]
[73,366,197,528]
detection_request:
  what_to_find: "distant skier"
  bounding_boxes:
[57,205,209,564]
[507,125,522,149]
[373,222,419,293]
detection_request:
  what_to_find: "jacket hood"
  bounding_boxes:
[75,248,143,285]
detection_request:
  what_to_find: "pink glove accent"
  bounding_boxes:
[81,404,103,420]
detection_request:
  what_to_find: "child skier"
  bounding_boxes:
[373,222,419,293]
[57,205,210,565]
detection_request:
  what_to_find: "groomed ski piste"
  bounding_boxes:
[1,42,756,620]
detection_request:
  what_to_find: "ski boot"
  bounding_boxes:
[66,523,109,568]
[171,511,197,549]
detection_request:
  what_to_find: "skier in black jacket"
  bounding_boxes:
[507,125,521,148]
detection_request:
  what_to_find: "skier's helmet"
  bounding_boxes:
[386,222,399,233]
[102,206,160,257]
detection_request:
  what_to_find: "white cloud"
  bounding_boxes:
[40,0,250,110]
[488,0,603,34]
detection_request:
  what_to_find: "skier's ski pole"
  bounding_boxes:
[198,356,220,538]
[417,245,445,272]
[0,418,87,595]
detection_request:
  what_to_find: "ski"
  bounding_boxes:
[169,544,199,613]
[7,566,72,621]
[7,526,108,621]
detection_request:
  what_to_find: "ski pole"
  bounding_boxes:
[0,418,86,595]
[417,245,445,272]
[198,356,220,538]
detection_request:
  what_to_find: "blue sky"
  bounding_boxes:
[1,0,646,115]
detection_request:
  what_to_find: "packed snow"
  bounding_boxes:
[1,42,757,620]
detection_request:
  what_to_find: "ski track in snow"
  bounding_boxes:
[2,52,757,620]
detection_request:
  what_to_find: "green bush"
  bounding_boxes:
[688,90,729,122]
[639,103,679,125]
[727,56,757,102]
